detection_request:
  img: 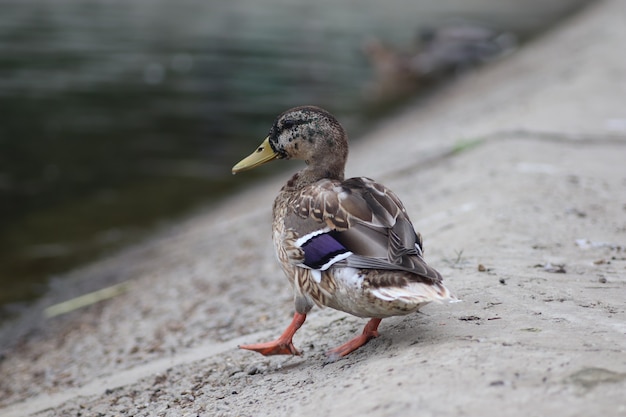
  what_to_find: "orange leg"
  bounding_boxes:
[239,312,306,356]
[327,318,382,360]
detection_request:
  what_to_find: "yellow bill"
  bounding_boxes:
[232,137,279,174]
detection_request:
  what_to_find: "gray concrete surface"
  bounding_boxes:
[1,0,625,416]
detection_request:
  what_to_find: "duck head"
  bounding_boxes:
[232,106,348,181]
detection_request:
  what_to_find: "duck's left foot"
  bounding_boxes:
[239,312,307,356]
[326,318,382,360]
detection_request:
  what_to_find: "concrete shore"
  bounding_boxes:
[1,0,625,415]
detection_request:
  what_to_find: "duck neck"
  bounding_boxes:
[305,156,345,181]
[303,142,347,182]
[283,162,345,191]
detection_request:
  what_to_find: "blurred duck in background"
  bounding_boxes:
[363,21,517,100]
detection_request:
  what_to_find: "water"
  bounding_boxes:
[0,0,590,315]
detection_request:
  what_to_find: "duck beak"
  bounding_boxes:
[232,137,279,174]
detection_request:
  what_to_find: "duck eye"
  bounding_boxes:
[283,120,295,129]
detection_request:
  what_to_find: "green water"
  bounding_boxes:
[0,0,591,316]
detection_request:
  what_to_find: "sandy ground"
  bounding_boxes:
[1,0,626,416]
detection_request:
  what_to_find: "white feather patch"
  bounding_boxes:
[310,269,322,283]
[297,251,354,271]
[331,267,364,287]
[294,227,332,247]
[319,251,353,271]
[371,282,456,304]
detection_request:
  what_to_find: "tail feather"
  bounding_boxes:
[371,282,458,304]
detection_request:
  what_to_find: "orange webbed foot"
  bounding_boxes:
[239,340,301,356]
[239,312,306,357]
[326,318,382,361]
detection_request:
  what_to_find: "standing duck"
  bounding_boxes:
[232,106,455,359]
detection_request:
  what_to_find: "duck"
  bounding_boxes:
[362,24,517,102]
[232,105,456,359]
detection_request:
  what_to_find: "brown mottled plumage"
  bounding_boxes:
[232,106,456,359]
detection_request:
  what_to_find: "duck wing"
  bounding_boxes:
[284,177,442,283]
